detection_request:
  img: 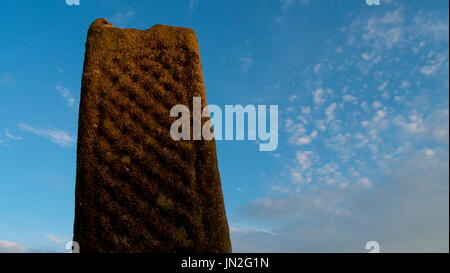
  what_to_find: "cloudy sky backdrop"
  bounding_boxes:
[0,0,448,252]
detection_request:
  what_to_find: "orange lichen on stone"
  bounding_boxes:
[73,18,231,253]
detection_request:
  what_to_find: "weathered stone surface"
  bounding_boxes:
[73,18,231,253]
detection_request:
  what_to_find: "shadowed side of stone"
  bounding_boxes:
[73,18,231,253]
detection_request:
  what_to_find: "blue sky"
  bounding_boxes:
[0,0,448,252]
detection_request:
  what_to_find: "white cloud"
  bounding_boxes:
[296,136,311,145]
[325,103,337,122]
[420,64,439,75]
[361,52,372,60]
[413,11,449,42]
[286,119,313,146]
[277,0,297,23]
[314,63,322,73]
[400,81,410,89]
[375,109,387,120]
[315,119,327,131]
[354,133,369,148]
[290,168,304,184]
[313,88,326,105]
[288,94,298,101]
[296,151,315,170]
[324,133,350,152]
[357,177,372,188]
[286,116,318,146]
[424,149,435,157]
[285,118,294,128]
[360,102,369,112]
[56,85,75,107]
[362,9,404,49]
[378,81,389,91]
[392,113,426,135]
[363,109,389,137]
[18,123,75,147]
[412,41,426,54]
[418,51,447,76]
[110,7,135,26]
[232,3,449,253]
[393,109,449,142]
[301,106,311,115]
[233,148,449,252]
[0,240,29,253]
[372,101,383,108]
[238,57,253,72]
[230,225,277,237]
[343,94,357,103]
[3,129,22,141]
[47,235,63,244]
[297,115,308,124]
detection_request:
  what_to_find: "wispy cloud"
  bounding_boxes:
[343,94,357,104]
[3,128,22,141]
[238,56,254,72]
[47,235,63,245]
[325,102,337,122]
[419,51,448,76]
[277,0,308,23]
[18,123,75,147]
[233,147,448,252]
[110,7,135,27]
[0,240,30,253]
[392,109,449,142]
[312,87,327,105]
[56,84,75,107]
[313,63,322,73]
[239,2,449,253]
[285,118,317,146]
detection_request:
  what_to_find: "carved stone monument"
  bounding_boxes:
[73,19,231,253]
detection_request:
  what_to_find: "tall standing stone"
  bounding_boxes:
[73,18,231,253]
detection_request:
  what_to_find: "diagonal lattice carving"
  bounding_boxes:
[73,18,231,253]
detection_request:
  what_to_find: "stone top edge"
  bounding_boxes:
[89,18,196,34]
